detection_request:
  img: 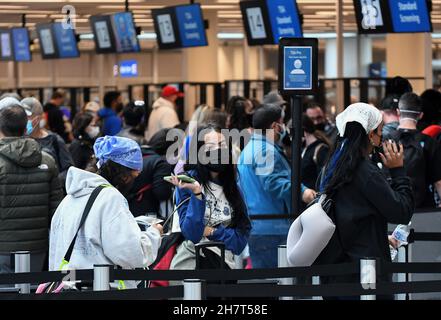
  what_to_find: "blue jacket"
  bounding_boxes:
[237,133,306,236]
[175,172,249,255]
[98,108,122,136]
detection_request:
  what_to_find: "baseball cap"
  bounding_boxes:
[161,86,184,98]
[263,91,287,108]
[0,97,32,116]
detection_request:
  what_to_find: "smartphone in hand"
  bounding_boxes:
[163,174,196,184]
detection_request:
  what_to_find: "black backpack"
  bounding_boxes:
[391,130,428,207]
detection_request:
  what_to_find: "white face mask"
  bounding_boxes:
[86,126,100,139]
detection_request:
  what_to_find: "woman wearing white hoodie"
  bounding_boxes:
[49,136,162,287]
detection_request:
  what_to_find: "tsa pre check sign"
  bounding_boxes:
[283,46,312,91]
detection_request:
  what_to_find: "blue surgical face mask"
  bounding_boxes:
[26,120,34,135]
[278,123,287,142]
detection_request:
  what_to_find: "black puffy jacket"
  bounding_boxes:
[0,137,63,254]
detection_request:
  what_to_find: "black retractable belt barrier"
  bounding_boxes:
[0,269,94,286]
[0,286,184,300]
[382,262,441,275]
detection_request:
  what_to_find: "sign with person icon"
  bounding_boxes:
[278,38,317,95]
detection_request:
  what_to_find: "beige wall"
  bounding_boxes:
[386,33,432,94]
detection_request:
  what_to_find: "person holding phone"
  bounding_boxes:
[166,124,251,271]
[314,103,414,300]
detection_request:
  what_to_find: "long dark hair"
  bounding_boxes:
[72,112,94,140]
[96,160,134,192]
[321,122,372,195]
[183,124,250,233]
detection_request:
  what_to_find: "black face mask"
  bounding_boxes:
[315,122,326,131]
[204,148,229,173]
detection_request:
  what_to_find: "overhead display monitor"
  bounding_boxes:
[36,24,58,59]
[12,28,31,62]
[0,29,13,61]
[240,0,302,46]
[52,23,80,58]
[353,0,392,34]
[111,12,140,53]
[240,0,273,45]
[152,4,207,50]
[266,0,302,43]
[388,0,432,33]
[152,6,181,49]
[90,15,117,54]
[175,4,208,48]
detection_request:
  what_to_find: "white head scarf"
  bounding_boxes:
[336,103,383,137]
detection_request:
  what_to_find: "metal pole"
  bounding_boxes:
[183,279,202,300]
[234,255,243,269]
[291,96,302,218]
[360,258,376,300]
[93,265,110,291]
[278,245,293,300]
[407,243,413,300]
[336,0,345,114]
[14,251,30,294]
[396,246,407,300]
[312,276,321,300]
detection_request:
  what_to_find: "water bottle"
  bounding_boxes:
[392,223,411,247]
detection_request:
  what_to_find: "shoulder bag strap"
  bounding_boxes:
[61,185,108,266]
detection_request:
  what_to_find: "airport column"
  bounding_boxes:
[386,33,432,93]
[181,10,219,119]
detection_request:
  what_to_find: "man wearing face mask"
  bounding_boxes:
[98,91,124,136]
[305,102,338,143]
[237,104,316,269]
[22,97,74,189]
[49,136,162,288]
[0,97,63,274]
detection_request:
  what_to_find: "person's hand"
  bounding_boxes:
[167,174,202,195]
[388,235,399,249]
[152,224,163,236]
[379,140,404,169]
[203,226,216,237]
[302,188,317,204]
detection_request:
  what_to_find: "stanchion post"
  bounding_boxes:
[278,245,293,300]
[396,246,407,300]
[93,265,110,291]
[14,251,30,294]
[183,279,202,300]
[234,255,243,269]
[360,258,376,300]
[312,276,321,300]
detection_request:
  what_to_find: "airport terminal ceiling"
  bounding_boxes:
[0,0,440,35]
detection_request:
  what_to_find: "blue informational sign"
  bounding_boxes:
[175,4,207,47]
[388,0,431,32]
[112,12,140,53]
[283,46,312,91]
[119,60,138,78]
[12,28,31,62]
[266,0,302,43]
[53,23,79,58]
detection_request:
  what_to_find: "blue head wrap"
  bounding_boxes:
[94,136,143,171]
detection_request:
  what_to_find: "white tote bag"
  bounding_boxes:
[286,195,336,267]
